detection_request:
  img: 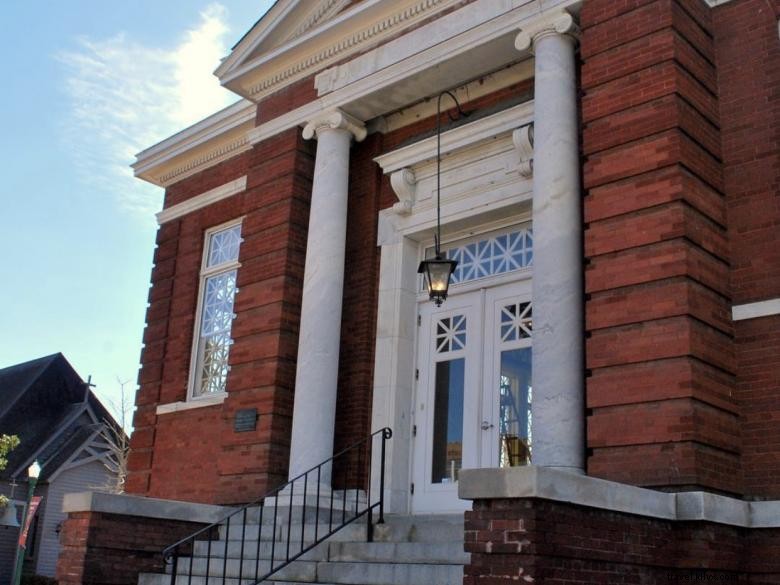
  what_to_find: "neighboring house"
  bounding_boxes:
[60,0,780,583]
[0,354,121,584]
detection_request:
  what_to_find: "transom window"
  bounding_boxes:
[190,221,242,398]
[423,225,533,290]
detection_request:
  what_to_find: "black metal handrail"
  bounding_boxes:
[163,427,392,585]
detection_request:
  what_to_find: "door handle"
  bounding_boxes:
[481,421,494,431]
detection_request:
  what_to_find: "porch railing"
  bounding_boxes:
[162,427,392,585]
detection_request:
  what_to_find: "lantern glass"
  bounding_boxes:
[418,257,458,306]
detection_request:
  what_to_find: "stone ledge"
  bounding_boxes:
[459,466,780,528]
[62,491,232,524]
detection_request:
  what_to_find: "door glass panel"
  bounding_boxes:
[498,348,532,467]
[431,358,465,483]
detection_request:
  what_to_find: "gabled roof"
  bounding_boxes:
[215,0,354,81]
[0,353,119,481]
[214,0,460,102]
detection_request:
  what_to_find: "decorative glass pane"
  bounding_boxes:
[428,226,532,288]
[194,262,239,397]
[436,314,467,353]
[431,358,464,484]
[207,225,242,267]
[201,271,237,335]
[499,347,532,468]
[500,302,532,342]
[199,334,231,395]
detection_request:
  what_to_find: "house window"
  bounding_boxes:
[190,220,242,398]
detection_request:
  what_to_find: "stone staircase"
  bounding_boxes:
[138,511,467,585]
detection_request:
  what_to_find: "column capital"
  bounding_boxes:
[302,109,367,142]
[514,10,580,53]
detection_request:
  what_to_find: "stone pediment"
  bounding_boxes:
[217,0,353,77]
[215,0,460,102]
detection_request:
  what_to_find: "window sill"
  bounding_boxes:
[156,393,227,415]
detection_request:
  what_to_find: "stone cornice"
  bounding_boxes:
[133,100,255,187]
[219,0,460,102]
[302,109,367,141]
[374,101,534,174]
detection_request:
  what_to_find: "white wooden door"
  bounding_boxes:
[411,280,532,513]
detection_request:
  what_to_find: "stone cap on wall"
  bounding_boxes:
[63,491,233,524]
[459,466,780,529]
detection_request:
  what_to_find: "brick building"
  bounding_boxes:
[57,0,780,583]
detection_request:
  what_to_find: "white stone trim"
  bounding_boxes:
[62,491,231,523]
[459,466,780,528]
[513,123,534,178]
[302,109,367,141]
[732,297,780,321]
[156,176,248,224]
[220,0,460,101]
[156,392,228,415]
[514,9,580,53]
[704,0,737,5]
[375,102,535,173]
[248,0,578,147]
[134,100,255,187]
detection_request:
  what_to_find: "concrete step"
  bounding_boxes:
[168,557,317,581]
[328,541,468,564]
[193,539,328,561]
[316,561,463,585]
[218,514,462,544]
[220,520,369,542]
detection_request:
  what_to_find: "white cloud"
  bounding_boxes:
[57,3,235,217]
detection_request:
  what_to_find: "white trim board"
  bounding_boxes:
[732,298,780,321]
[156,176,248,224]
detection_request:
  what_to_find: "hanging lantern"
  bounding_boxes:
[418,255,458,307]
[420,90,468,307]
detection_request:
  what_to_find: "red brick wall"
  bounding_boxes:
[713,0,780,499]
[56,511,208,585]
[465,497,780,584]
[581,0,739,493]
[127,128,315,504]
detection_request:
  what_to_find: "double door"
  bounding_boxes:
[411,280,533,513]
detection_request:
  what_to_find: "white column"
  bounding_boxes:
[516,12,584,472]
[288,110,366,483]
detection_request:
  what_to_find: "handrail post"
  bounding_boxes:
[169,550,178,585]
[379,428,390,524]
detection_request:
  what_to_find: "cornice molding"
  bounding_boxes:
[222,0,458,102]
[133,100,255,187]
[375,101,535,174]
[156,176,248,224]
[285,0,352,43]
[302,109,367,141]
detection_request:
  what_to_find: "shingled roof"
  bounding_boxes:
[0,353,117,481]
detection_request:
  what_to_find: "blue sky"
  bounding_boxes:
[0,1,274,423]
